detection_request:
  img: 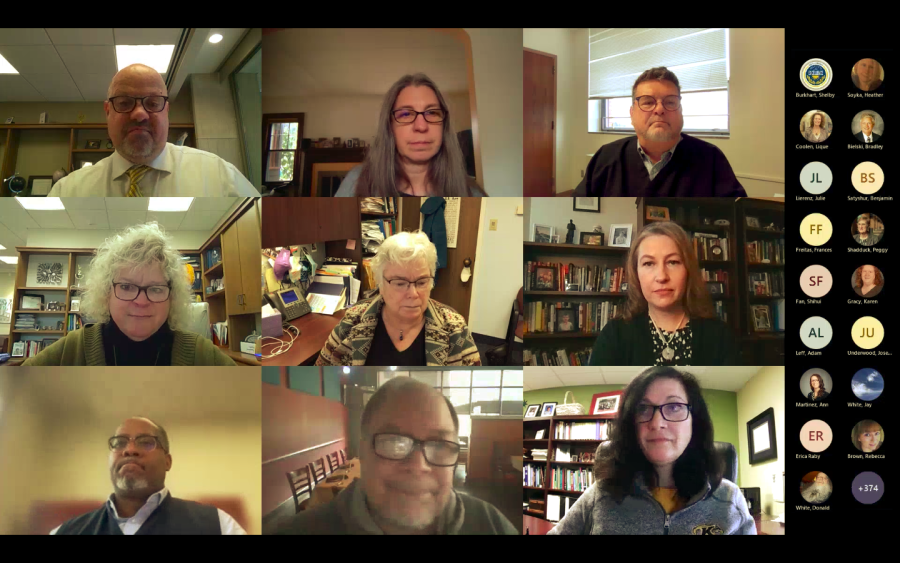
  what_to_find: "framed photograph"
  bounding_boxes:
[610,224,633,247]
[590,391,624,415]
[28,175,54,196]
[706,281,725,295]
[85,139,101,149]
[540,402,557,417]
[746,216,761,228]
[646,206,670,220]
[70,299,80,312]
[751,305,772,331]
[533,266,555,290]
[11,341,25,357]
[535,430,545,439]
[532,223,554,243]
[573,197,601,213]
[579,232,604,246]
[555,307,576,332]
[21,294,44,310]
[332,137,341,148]
[747,407,778,464]
[550,234,560,243]
[524,404,541,418]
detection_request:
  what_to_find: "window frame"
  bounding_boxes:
[593,88,731,137]
[262,113,304,188]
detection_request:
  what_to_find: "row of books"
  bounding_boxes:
[19,339,58,358]
[691,232,729,261]
[524,464,546,488]
[749,271,786,297]
[360,197,395,214]
[524,346,593,367]
[713,301,728,324]
[14,314,37,330]
[212,322,228,346]
[204,248,221,269]
[525,261,625,293]
[746,239,786,265]
[550,466,595,492]
[524,300,622,334]
[67,314,83,331]
[555,421,611,441]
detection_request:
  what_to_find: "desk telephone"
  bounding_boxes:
[265,287,311,321]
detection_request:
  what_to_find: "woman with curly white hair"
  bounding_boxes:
[23,222,235,366]
[316,230,480,366]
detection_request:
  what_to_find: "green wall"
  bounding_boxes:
[524,385,742,486]
[261,366,280,386]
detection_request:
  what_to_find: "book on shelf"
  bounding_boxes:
[550,466,595,492]
[700,268,729,294]
[205,248,221,268]
[555,420,611,441]
[22,338,58,358]
[524,346,593,367]
[772,299,785,331]
[748,271,785,297]
[712,301,727,324]
[525,261,625,293]
[745,239,785,264]
[545,495,576,522]
[523,464,546,488]
[524,300,622,335]
[691,232,728,261]
[360,197,394,214]
[67,314,83,331]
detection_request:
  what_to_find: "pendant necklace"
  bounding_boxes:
[650,312,685,361]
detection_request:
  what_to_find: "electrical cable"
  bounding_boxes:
[259,323,300,359]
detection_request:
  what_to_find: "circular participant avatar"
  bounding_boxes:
[851,110,884,143]
[851,419,884,453]
[801,368,832,402]
[800,110,833,143]
[800,471,833,504]
[800,419,832,452]
[800,265,833,298]
[801,58,833,91]
[851,368,884,402]
[850,265,884,298]
[799,162,832,195]
[851,213,884,247]
[800,214,832,246]
[851,162,884,195]
[851,58,884,92]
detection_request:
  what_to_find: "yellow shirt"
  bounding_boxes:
[652,487,685,514]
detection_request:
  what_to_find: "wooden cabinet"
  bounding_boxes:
[261,198,318,247]
[316,198,361,242]
[222,203,262,316]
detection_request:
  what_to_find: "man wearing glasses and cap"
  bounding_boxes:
[277,377,517,535]
[49,64,258,197]
[574,67,746,198]
[51,417,246,535]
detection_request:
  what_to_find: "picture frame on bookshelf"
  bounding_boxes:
[610,224,632,247]
[646,206,670,220]
[532,223,554,243]
[706,281,725,295]
[534,266,556,290]
[573,197,601,213]
[535,430,545,439]
[579,232,604,246]
[11,341,25,357]
[556,308,576,332]
[746,216,761,228]
[70,299,80,312]
[550,234,560,243]
[525,404,541,418]
[540,402,557,417]
[590,390,624,415]
[747,407,778,464]
[21,294,44,310]
[751,305,772,331]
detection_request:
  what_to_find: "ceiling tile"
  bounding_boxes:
[0,28,51,46]
[0,222,26,248]
[108,210,148,229]
[113,28,184,46]
[71,72,116,101]
[28,210,76,229]
[46,28,114,45]
[55,45,118,75]
[0,45,67,74]
[182,210,225,231]
[0,202,40,231]
[192,197,239,211]
[67,209,109,230]
[59,197,108,211]
[105,199,149,211]
[146,211,185,231]
[21,73,83,102]
[0,75,43,101]
[557,373,609,387]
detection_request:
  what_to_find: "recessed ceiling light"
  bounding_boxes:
[149,197,194,212]
[0,53,18,74]
[343,366,350,374]
[16,197,65,211]
[0,256,18,264]
[390,366,397,371]
[209,34,223,44]
[116,45,176,73]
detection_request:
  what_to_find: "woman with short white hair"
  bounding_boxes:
[316,230,480,366]
[23,222,235,366]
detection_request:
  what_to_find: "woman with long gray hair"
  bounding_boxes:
[335,73,485,196]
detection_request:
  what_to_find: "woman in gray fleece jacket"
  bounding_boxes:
[549,367,755,535]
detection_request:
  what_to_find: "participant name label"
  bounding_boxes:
[848,92,884,98]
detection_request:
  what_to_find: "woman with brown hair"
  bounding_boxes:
[803,112,830,143]
[807,373,829,401]
[589,222,739,365]
[335,73,485,197]
[853,264,883,297]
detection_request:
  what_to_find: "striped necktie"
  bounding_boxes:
[126,165,151,197]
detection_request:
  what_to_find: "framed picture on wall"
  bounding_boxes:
[590,391,624,415]
[21,294,44,310]
[573,197,600,213]
[747,407,778,464]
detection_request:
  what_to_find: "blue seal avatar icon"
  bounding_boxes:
[800,58,833,91]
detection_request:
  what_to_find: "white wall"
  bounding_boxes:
[530,28,785,197]
[190,74,250,182]
[464,28,523,197]
[524,197,637,243]
[26,229,211,250]
[737,366,785,517]
[0,273,14,337]
[468,197,524,339]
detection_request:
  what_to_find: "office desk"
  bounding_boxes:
[261,310,346,366]
[523,515,556,535]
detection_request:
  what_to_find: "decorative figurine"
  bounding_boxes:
[565,220,576,244]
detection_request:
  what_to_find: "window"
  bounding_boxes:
[263,113,303,185]
[588,28,730,136]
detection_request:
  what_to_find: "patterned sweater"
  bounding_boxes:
[315,296,481,366]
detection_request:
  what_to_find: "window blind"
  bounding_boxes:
[589,28,727,99]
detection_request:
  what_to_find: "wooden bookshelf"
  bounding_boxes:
[359,197,397,292]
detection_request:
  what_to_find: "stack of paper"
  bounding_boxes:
[212,322,228,346]
[531,449,548,461]
[360,197,388,213]
[361,221,385,253]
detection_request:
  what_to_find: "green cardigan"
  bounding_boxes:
[21,323,236,366]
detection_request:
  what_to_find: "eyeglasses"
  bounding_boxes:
[372,433,460,467]
[108,435,166,453]
[392,108,446,124]
[108,96,169,113]
[113,282,171,303]
[384,276,433,291]
[634,95,682,112]
[636,402,692,423]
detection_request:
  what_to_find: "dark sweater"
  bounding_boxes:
[589,314,740,366]
[574,134,746,197]
[54,495,220,535]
